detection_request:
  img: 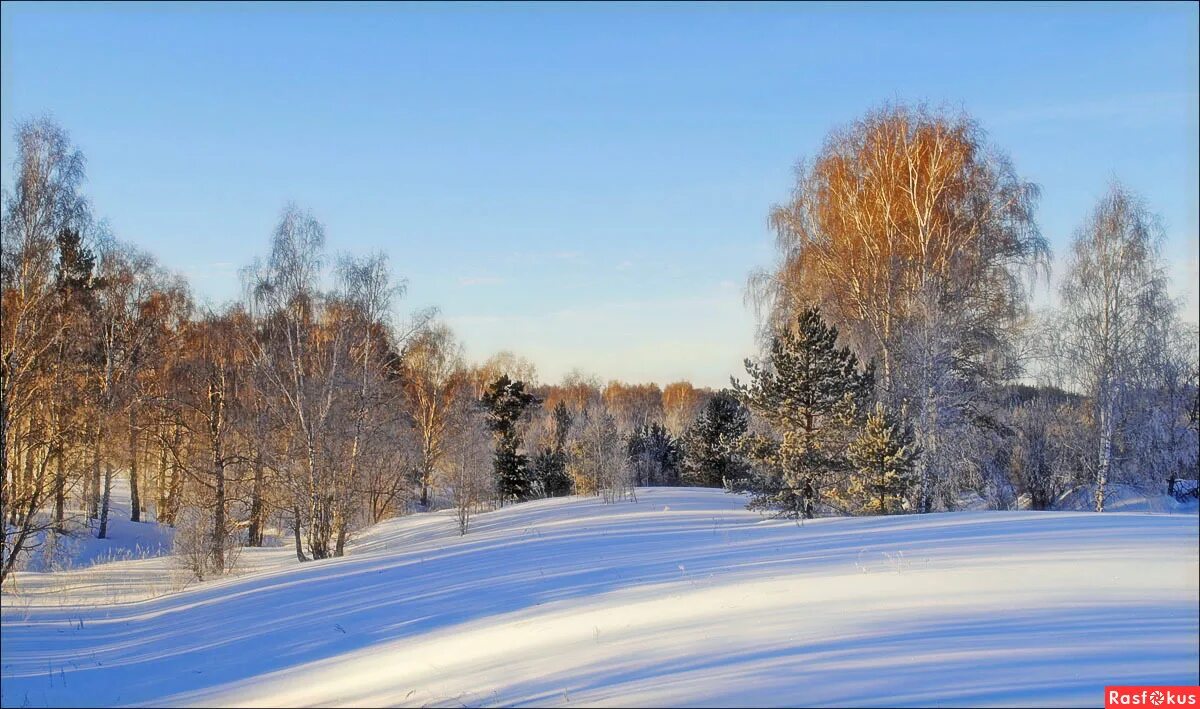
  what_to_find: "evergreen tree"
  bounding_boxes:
[627,422,681,486]
[532,401,573,497]
[732,306,874,518]
[50,227,99,531]
[481,375,539,504]
[55,227,100,300]
[680,391,750,488]
[848,403,919,514]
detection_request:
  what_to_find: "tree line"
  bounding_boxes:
[0,121,719,584]
[3,104,1198,583]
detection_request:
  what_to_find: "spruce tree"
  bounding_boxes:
[481,375,539,504]
[533,401,573,497]
[848,402,919,514]
[628,422,681,486]
[732,305,874,518]
[680,391,750,488]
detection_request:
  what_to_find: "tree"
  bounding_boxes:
[1009,398,1073,511]
[754,103,1046,512]
[531,401,573,497]
[1,118,90,582]
[166,308,249,576]
[1125,311,1198,502]
[732,306,874,518]
[399,323,469,509]
[661,381,706,437]
[847,403,919,514]
[551,369,602,414]
[567,409,628,501]
[679,391,750,488]
[602,381,663,432]
[49,227,99,532]
[445,406,492,535]
[481,374,539,505]
[1055,182,1173,511]
[246,205,352,559]
[329,253,402,555]
[475,351,539,394]
[627,422,680,486]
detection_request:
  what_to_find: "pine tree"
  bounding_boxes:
[481,375,539,504]
[732,306,874,518]
[848,402,919,514]
[680,391,750,488]
[51,228,99,531]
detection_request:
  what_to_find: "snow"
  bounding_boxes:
[15,477,176,576]
[1055,483,1200,514]
[2,487,1197,708]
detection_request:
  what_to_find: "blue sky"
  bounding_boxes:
[2,1,1197,387]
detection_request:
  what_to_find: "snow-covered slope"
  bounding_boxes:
[2,488,1197,708]
[14,476,176,576]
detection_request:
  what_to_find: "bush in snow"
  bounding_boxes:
[173,506,240,581]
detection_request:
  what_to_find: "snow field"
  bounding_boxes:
[1,487,1197,707]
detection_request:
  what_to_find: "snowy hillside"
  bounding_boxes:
[13,476,176,576]
[2,488,1198,708]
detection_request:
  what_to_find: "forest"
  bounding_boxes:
[3,103,1198,585]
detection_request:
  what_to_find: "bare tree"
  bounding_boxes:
[661,381,706,437]
[90,240,176,538]
[1010,399,1074,510]
[400,323,468,510]
[1,118,89,582]
[1055,182,1172,511]
[445,402,493,535]
[246,204,349,559]
[568,408,632,502]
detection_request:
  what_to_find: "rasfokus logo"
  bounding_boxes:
[1106,686,1200,708]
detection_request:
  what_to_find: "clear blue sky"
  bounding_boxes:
[2,1,1197,387]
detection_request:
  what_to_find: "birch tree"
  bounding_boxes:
[1,119,89,581]
[1056,182,1173,511]
[400,323,468,509]
[753,103,1046,511]
[247,204,349,559]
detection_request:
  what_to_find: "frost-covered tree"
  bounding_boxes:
[1055,183,1175,511]
[847,403,919,514]
[567,409,629,501]
[1010,399,1075,510]
[445,408,492,535]
[753,104,1047,513]
[679,391,750,488]
[1130,320,1199,499]
[732,306,874,518]
[627,422,681,486]
[531,401,573,497]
